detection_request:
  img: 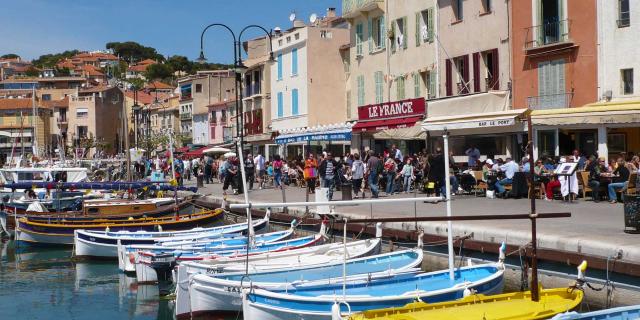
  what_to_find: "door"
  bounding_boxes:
[579,131,597,158]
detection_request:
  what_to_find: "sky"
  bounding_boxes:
[1,0,341,63]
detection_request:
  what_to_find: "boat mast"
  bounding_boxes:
[19,111,25,166]
[443,130,455,280]
[527,113,540,301]
[31,87,39,158]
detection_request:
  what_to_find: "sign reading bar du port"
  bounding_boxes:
[358,98,426,121]
[477,118,515,127]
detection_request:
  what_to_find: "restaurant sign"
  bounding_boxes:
[275,132,352,145]
[357,98,426,121]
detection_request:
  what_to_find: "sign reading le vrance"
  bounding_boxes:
[358,98,426,121]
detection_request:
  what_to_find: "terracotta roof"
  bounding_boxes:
[41,96,69,108]
[145,81,173,90]
[206,99,236,109]
[0,98,33,110]
[138,59,157,65]
[57,61,76,69]
[124,90,155,105]
[81,64,104,76]
[128,64,150,72]
[78,85,114,93]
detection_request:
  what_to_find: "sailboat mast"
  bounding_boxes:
[31,87,38,158]
[443,131,455,281]
[527,113,539,302]
[19,111,25,164]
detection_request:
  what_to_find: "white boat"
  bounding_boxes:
[0,167,89,195]
[75,211,270,260]
[184,249,423,315]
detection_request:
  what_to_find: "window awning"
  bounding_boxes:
[352,116,423,132]
[422,109,526,132]
[530,100,640,126]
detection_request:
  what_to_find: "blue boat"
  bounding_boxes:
[552,305,640,319]
[183,249,423,315]
[241,261,505,320]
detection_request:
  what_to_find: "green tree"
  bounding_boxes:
[128,78,145,91]
[25,66,40,77]
[32,50,79,68]
[1,53,20,59]
[54,67,71,76]
[106,41,164,64]
[144,63,174,81]
[166,55,191,74]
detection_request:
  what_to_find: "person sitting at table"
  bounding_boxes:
[586,156,604,202]
[608,157,630,204]
[521,157,531,173]
[543,157,556,171]
[495,157,518,198]
[534,159,548,194]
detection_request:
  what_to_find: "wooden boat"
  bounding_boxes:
[551,305,640,319]
[184,249,423,315]
[15,208,224,245]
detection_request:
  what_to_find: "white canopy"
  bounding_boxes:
[202,147,231,154]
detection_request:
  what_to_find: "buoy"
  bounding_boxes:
[331,302,341,320]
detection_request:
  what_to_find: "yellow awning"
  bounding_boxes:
[422,109,526,132]
[530,100,640,126]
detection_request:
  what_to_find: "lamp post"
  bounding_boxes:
[198,23,274,156]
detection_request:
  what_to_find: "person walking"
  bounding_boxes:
[351,153,365,198]
[244,154,255,190]
[222,157,238,195]
[401,158,414,193]
[254,153,266,189]
[319,152,339,200]
[383,157,397,196]
[272,155,284,189]
[183,157,191,181]
[304,153,318,194]
[428,148,446,197]
[366,150,381,198]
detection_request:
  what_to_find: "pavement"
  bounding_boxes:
[184,178,640,265]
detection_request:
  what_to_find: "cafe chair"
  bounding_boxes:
[579,171,594,200]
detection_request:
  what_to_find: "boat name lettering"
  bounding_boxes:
[225,286,241,293]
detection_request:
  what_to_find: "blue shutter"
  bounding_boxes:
[291,49,298,76]
[277,92,283,117]
[292,89,299,115]
[277,54,283,80]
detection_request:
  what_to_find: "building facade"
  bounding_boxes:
[0,98,52,163]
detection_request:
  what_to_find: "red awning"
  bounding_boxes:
[183,146,209,158]
[352,116,422,132]
[175,146,190,153]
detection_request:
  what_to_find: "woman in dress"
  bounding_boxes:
[304,153,318,194]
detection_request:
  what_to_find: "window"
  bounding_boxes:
[286,36,291,43]
[426,71,437,99]
[277,92,283,117]
[294,33,300,40]
[454,56,470,94]
[211,111,217,124]
[277,54,283,80]
[221,110,227,123]
[278,39,283,46]
[42,94,51,101]
[357,75,365,106]
[369,16,385,51]
[355,23,364,56]
[482,0,491,13]
[396,76,405,100]
[195,84,202,93]
[413,73,421,98]
[454,0,463,21]
[76,108,89,118]
[291,48,298,76]
[622,68,634,95]
[619,0,630,27]
[483,49,499,90]
[374,71,384,103]
[320,30,332,38]
[537,59,566,109]
[392,17,408,51]
[416,8,434,46]
[77,126,88,138]
[291,89,299,115]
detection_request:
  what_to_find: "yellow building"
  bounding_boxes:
[0,97,52,163]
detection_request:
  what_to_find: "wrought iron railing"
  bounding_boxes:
[342,0,383,16]
[527,92,573,110]
[524,19,571,49]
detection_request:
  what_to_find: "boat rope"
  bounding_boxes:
[457,238,466,269]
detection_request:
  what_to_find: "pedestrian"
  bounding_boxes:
[318,152,339,200]
[254,153,266,189]
[203,155,212,184]
[495,157,518,198]
[465,145,481,169]
[223,157,238,195]
[427,148,446,197]
[366,150,382,198]
[351,153,364,198]
[184,157,191,181]
[383,157,397,196]
[401,158,414,193]
[272,155,283,188]
[391,144,403,161]
[304,153,318,194]
[244,154,255,190]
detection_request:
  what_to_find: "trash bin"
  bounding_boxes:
[341,183,352,201]
[624,194,640,234]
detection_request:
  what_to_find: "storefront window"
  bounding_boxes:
[538,130,556,158]
[429,135,507,158]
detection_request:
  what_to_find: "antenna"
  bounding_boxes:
[289,12,296,22]
[309,13,318,24]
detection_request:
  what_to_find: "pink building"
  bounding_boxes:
[207,99,235,146]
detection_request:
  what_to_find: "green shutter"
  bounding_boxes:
[403,17,408,49]
[368,17,373,53]
[414,74,421,98]
[427,8,434,42]
[380,16,386,49]
[415,12,421,47]
[429,71,437,99]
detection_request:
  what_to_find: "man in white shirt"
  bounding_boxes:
[254,153,265,189]
[495,157,518,196]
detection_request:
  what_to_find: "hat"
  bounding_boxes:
[486,159,494,165]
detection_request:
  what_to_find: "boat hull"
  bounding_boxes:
[552,305,640,320]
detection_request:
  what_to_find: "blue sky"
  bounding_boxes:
[1,0,341,63]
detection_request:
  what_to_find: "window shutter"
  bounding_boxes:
[491,48,499,90]
[403,17,408,49]
[429,71,437,98]
[380,16,386,49]
[446,59,453,96]
[473,52,481,92]
[415,12,421,47]
[461,55,470,94]
[427,8,434,42]
[390,22,396,51]
[368,17,373,53]
[414,73,421,98]
[255,109,262,133]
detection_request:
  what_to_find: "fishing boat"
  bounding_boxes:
[0,167,89,196]
[16,208,224,245]
[551,305,640,319]
[347,261,588,320]
[134,228,327,283]
[184,249,424,316]
[75,210,270,259]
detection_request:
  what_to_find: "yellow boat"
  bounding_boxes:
[349,262,588,320]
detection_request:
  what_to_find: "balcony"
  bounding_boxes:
[180,113,192,120]
[342,0,383,18]
[524,20,574,55]
[527,92,573,110]
[71,96,94,102]
[57,116,68,125]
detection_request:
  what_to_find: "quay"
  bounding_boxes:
[192,182,640,278]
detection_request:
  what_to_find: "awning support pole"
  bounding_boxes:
[443,130,455,281]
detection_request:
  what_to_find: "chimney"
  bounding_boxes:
[327,7,336,18]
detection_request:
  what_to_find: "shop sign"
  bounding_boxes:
[275,132,352,145]
[358,98,426,121]
[477,118,515,128]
